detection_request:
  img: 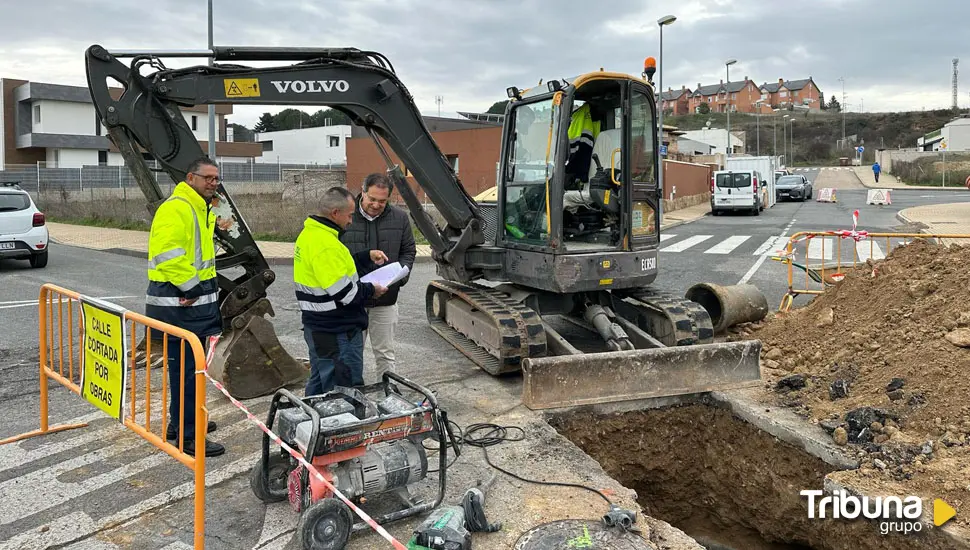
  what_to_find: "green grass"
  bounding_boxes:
[412,225,429,245]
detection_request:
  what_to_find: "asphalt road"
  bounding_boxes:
[1,167,967,548]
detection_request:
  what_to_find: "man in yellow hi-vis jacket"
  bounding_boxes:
[145,157,225,458]
[294,186,388,395]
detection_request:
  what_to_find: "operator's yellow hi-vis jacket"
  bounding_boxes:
[566,102,601,183]
[144,182,222,338]
[293,215,376,333]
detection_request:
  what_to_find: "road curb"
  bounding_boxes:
[660,211,710,231]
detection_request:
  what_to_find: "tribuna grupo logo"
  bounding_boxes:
[801,489,956,535]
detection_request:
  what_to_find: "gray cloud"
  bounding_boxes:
[1,0,968,127]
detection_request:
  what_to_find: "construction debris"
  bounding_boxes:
[735,239,970,528]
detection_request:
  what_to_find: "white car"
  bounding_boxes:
[0,182,49,268]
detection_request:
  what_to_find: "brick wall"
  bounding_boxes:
[663,159,712,200]
[346,126,502,202]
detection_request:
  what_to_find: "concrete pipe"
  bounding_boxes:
[685,282,769,333]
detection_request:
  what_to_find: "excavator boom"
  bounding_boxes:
[84,44,498,399]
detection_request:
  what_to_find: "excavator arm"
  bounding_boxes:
[84,44,488,398]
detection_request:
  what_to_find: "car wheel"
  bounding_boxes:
[30,250,48,268]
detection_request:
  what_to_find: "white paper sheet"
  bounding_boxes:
[360,261,410,287]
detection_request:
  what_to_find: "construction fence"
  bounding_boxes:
[0,284,212,548]
[775,231,970,312]
[0,159,348,193]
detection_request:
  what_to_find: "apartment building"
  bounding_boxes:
[687,77,763,114]
[661,86,692,115]
[758,78,823,110]
[0,77,261,170]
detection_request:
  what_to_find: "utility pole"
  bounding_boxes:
[435,95,443,117]
[207,0,216,164]
[725,59,737,156]
[838,76,846,148]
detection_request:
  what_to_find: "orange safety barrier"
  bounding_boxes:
[775,231,970,312]
[0,283,211,549]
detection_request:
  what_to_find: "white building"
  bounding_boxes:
[681,128,745,156]
[253,125,352,165]
[0,77,261,170]
[917,117,970,151]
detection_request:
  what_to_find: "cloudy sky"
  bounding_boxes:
[1,0,967,128]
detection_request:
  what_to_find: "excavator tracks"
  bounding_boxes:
[426,280,546,375]
[618,289,715,347]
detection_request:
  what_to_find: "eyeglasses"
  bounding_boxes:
[191,172,221,183]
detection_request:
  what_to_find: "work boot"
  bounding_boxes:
[183,438,226,458]
[167,421,217,441]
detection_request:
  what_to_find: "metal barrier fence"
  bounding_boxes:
[775,231,970,312]
[0,284,211,548]
[0,160,346,191]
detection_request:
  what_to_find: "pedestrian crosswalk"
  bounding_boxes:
[659,233,906,261]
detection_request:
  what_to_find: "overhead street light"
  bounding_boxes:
[656,14,676,223]
[725,59,737,157]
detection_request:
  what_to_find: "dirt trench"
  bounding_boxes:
[549,403,965,550]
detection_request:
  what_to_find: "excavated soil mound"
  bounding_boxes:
[737,238,970,527]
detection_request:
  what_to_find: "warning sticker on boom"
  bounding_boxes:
[224,78,260,98]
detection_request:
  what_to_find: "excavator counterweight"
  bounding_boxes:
[84,44,764,407]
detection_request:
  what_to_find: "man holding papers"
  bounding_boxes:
[294,186,388,394]
[340,173,417,380]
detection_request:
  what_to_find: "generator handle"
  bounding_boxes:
[267,388,323,462]
[383,371,438,408]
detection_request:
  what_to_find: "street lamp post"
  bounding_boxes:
[783,114,789,167]
[725,59,737,156]
[755,101,762,156]
[656,14,676,224]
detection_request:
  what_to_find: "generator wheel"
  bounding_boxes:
[298,497,353,550]
[249,451,293,503]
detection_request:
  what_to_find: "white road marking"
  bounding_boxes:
[252,503,299,549]
[704,235,751,254]
[856,240,885,262]
[660,235,712,252]
[0,412,252,527]
[0,451,260,550]
[659,233,677,242]
[0,295,139,310]
[738,219,796,284]
[807,237,834,260]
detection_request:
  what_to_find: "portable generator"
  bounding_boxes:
[250,372,460,550]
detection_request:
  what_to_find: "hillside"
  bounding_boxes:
[665,108,963,165]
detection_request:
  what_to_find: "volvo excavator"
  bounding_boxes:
[84,44,764,408]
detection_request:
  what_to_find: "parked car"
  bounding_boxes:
[775,174,813,202]
[0,182,49,268]
[711,169,765,215]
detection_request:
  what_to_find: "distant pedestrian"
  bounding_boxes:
[340,173,417,381]
[872,161,881,183]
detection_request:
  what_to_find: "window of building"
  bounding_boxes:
[191,115,198,131]
[329,135,340,147]
[33,105,41,124]
[260,140,274,152]
[446,154,459,174]
[98,150,108,165]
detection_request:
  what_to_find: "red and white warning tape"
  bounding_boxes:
[200,335,408,549]
[833,209,869,242]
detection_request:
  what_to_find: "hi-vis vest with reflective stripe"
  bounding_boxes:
[293,216,371,333]
[144,182,222,337]
[566,103,601,184]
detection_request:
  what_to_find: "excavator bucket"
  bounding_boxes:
[521,340,762,410]
[206,299,309,400]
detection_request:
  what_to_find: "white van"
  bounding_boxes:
[711,169,765,215]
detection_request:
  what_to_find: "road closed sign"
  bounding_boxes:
[79,296,129,420]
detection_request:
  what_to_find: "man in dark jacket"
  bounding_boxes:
[339,173,417,380]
